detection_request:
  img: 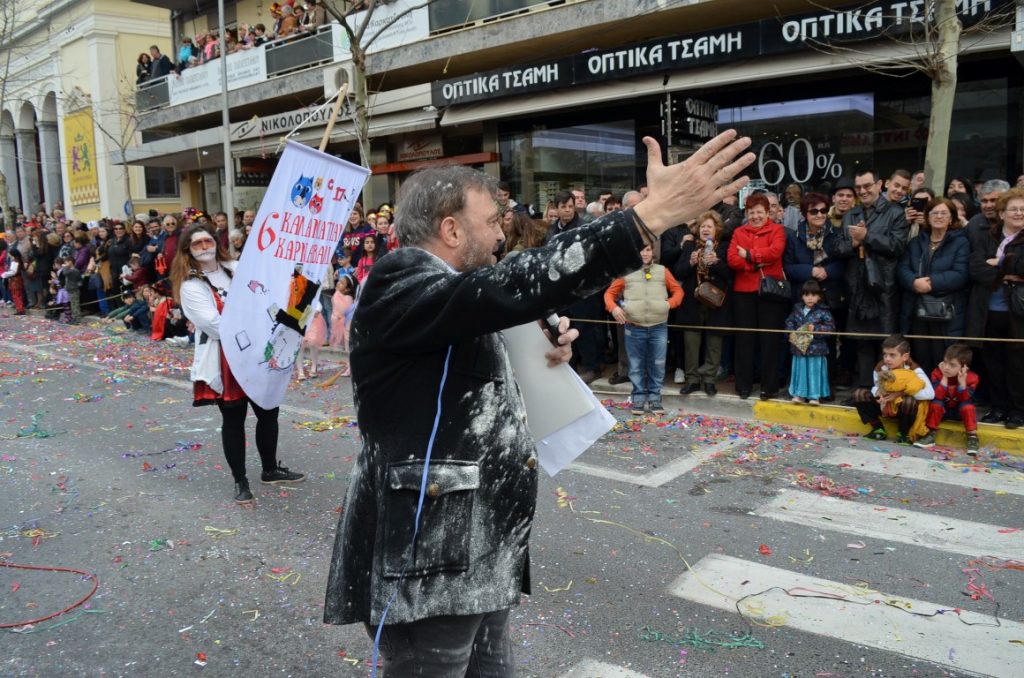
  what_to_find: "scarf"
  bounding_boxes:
[696,239,717,281]
[804,225,827,266]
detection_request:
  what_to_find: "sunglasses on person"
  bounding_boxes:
[806,208,828,216]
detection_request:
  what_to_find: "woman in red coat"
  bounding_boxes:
[727,192,788,399]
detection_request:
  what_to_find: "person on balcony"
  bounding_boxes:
[148,45,174,80]
[277,5,299,38]
[302,0,326,31]
[177,37,196,73]
[136,53,152,85]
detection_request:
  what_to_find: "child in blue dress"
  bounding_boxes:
[786,279,835,405]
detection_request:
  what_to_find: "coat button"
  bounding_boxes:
[526,457,537,470]
[426,483,441,499]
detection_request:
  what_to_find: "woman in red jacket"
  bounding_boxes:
[727,192,788,399]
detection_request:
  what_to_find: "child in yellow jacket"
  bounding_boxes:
[853,334,935,444]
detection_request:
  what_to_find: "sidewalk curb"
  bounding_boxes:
[753,400,1024,457]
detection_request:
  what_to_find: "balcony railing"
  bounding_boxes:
[136,23,344,113]
[134,0,564,114]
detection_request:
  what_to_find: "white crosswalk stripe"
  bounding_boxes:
[669,553,1021,678]
[559,661,652,678]
[820,447,1024,496]
[569,438,741,487]
[664,447,1024,677]
[754,489,1024,560]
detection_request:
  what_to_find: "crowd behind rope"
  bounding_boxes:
[6,169,1024,450]
[136,0,332,86]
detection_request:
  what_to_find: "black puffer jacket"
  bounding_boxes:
[829,196,908,333]
[324,210,644,626]
[106,234,133,281]
[897,228,970,336]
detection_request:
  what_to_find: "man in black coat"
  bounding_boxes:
[830,168,909,389]
[323,132,755,675]
[545,189,604,383]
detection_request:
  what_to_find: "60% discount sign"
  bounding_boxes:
[756,137,843,186]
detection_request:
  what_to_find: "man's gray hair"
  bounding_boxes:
[622,190,643,209]
[980,179,1010,196]
[394,166,498,248]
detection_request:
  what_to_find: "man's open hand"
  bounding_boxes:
[633,130,754,233]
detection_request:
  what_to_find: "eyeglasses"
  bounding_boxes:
[189,239,217,250]
[164,221,177,226]
[806,208,828,216]
[929,211,951,218]
[1005,207,1024,215]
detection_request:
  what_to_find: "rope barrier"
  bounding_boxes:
[565,316,1024,345]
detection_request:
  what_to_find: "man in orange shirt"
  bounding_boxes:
[605,244,684,415]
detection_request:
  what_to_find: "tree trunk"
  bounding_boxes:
[351,46,371,168]
[123,161,132,219]
[924,0,961,196]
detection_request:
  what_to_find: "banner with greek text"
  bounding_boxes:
[221,141,369,409]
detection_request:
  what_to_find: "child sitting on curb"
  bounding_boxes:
[853,334,935,444]
[914,343,980,455]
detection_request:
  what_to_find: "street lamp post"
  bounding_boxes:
[218,0,234,218]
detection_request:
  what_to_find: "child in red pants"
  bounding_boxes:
[914,343,980,455]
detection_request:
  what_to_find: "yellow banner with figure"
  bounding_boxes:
[64,108,99,205]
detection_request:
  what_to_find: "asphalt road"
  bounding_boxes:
[1,314,1022,678]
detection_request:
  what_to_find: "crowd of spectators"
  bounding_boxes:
[8,166,1024,432]
[136,0,329,85]
[0,199,396,348]
[493,171,1024,432]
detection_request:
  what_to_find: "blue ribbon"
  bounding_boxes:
[371,345,453,677]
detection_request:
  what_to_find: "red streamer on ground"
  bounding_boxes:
[0,560,99,628]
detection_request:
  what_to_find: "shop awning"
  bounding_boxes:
[119,127,225,170]
[440,29,1011,127]
[440,74,668,127]
[230,108,439,158]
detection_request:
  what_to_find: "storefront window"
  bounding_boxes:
[877,78,1014,184]
[499,120,636,210]
[717,74,1021,195]
[719,94,875,194]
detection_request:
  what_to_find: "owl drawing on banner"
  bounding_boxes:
[309,193,324,214]
[291,175,314,208]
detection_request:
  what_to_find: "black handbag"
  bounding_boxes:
[758,268,791,302]
[916,294,954,322]
[1006,283,1024,318]
[913,249,954,322]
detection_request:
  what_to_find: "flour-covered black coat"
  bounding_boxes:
[324,211,644,625]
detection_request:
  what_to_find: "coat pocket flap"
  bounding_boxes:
[387,460,480,495]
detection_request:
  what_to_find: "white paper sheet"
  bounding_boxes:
[501,322,615,476]
[535,372,616,476]
[501,322,594,440]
